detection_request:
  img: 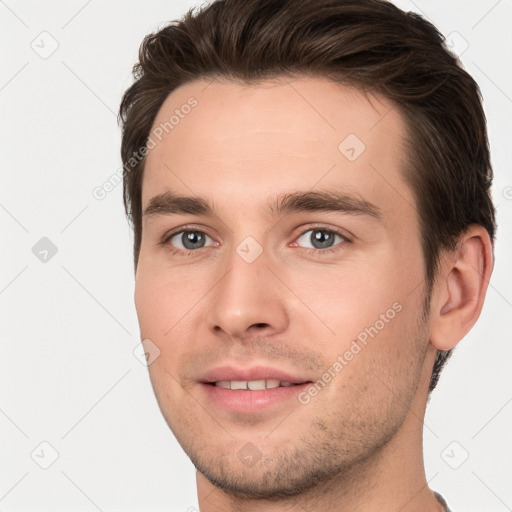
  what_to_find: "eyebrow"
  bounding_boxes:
[143,189,382,221]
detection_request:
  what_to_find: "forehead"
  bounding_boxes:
[142,76,414,222]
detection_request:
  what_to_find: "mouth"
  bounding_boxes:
[198,366,313,413]
[210,379,304,390]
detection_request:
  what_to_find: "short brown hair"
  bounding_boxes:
[118,0,496,391]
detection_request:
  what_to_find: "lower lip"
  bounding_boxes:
[200,383,311,413]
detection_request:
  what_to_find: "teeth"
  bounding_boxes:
[214,379,297,389]
[266,379,280,389]
[248,380,266,390]
[230,380,247,390]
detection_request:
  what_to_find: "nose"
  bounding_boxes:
[205,244,289,341]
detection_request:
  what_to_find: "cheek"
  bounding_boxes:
[134,259,211,391]
[317,297,426,424]
[134,256,200,338]
[287,256,411,343]
[290,249,425,393]
[134,264,195,411]
[134,269,166,338]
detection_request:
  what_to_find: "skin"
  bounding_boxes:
[134,76,493,511]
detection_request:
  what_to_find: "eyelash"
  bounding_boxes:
[160,224,350,258]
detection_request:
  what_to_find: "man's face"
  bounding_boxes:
[135,77,434,498]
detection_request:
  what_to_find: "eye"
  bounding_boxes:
[166,230,215,251]
[295,228,346,252]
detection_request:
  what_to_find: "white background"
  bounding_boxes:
[1,1,511,511]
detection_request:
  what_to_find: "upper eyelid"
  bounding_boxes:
[163,224,212,240]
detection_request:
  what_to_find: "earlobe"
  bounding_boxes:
[429,225,493,351]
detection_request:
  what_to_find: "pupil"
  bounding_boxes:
[183,231,204,249]
[311,230,333,249]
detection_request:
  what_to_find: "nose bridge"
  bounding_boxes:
[206,236,288,339]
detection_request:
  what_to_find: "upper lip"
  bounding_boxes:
[200,365,311,384]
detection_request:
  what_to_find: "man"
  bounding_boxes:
[118,0,496,510]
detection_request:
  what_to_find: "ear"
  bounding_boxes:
[429,225,494,351]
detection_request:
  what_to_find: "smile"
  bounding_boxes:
[213,379,300,390]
